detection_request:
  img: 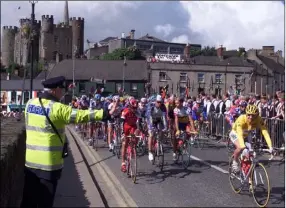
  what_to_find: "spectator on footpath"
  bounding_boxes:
[21,76,114,208]
[223,93,232,112]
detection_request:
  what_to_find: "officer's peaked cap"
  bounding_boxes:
[42,76,66,89]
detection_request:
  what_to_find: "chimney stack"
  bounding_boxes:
[217,45,223,60]
[184,43,190,59]
[130,29,135,39]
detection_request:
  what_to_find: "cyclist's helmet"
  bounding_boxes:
[81,95,87,100]
[100,97,105,102]
[239,101,247,107]
[234,99,240,106]
[129,99,137,108]
[141,97,147,103]
[94,94,101,100]
[245,104,258,115]
[196,99,202,104]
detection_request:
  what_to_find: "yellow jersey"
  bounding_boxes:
[232,114,272,149]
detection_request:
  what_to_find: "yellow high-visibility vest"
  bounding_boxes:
[25,98,103,171]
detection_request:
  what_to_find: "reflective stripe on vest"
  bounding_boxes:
[25,99,64,171]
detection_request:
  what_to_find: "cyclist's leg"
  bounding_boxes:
[108,120,114,151]
[121,124,130,172]
[88,122,94,145]
[148,125,154,161]
[229,131,245,171]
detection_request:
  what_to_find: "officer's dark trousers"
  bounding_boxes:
[20,170,58,208]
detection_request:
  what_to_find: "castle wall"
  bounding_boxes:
[54,25,72,59]
[69,17,84,56]
[2,26,18,67]
[39,15,54,61]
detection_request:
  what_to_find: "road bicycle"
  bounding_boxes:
[112,119,122,159]
[92,122,104,151]
[175,130,193,169]
[125,134,140,183]
[152,127,165,172]
[229,141,271,207]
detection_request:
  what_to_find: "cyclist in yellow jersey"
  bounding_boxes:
[229,104,273,171]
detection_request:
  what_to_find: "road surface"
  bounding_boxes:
[66,126,285,207]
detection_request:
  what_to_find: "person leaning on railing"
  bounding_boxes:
[21,76,115,208]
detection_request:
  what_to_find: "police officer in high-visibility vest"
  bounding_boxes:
[21,76,112,208]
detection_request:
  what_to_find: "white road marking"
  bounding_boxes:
[190,155,229,174]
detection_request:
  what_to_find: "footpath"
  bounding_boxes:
[53,127,104,207]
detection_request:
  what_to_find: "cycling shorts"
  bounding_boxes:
[178,123,190,131]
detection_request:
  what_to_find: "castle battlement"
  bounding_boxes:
[19,18,31,26]
[69,17,84,21]
[2,26,18,31]
[42,15,54,20]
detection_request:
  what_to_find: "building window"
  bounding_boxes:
[159,72,167,81]
[131,83,138,92]
[180,73,187,82]
[116,83,122,92]
[138,45,151,50]
[11,91,17,103]
[198,73,205,83]
[235,75,242,84]
[24,91,29,103]
[52,51,57,61]
[215,74,222,84]
[170,48,183,54]
[79,82,85,93]
[54,36,58,43]
[180,84,186,95]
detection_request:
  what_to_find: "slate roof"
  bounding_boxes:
[190,55,254,66]
[1,80,43,91]
[99,37,118,45]
[137,34,166,42]
[47,60,148,81]
[257,55,285,74]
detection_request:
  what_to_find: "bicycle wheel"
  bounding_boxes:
[228,156,243,194]
[93,129,99,151]
[156,141,164,171]
[181,141,191,169]
[129,146,137,183]
[250,163,270,207]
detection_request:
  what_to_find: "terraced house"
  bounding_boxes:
[148,47,277,96]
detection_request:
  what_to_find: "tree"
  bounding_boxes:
[201,46,217,56]
[189,48,201,57]
[101,47,144,60]
[238,47,247,58]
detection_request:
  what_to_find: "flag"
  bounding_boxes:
[185,86,189,97]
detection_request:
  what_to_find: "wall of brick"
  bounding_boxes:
[0,118,25,207]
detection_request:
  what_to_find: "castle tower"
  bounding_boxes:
[69,17,84,56]
[1,26,18,67]
[64,1,69,26]
[40,15,54,60]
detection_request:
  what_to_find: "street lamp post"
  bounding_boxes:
[72,45,77,97]
[29,0,37,99]
[44,61,48,80]
[123,56,126,94]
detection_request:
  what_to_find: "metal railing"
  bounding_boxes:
[206,113,285,149]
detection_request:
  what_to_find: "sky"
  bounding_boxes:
[1,1,285,52]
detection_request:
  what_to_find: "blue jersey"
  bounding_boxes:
[89,99,103,110]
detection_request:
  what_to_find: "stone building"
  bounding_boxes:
[1,1,84,67]
[147,46,273,97]
[108,30,201,57]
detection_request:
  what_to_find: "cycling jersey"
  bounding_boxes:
[166,102,175,119]
[231,114,272,149]
[174,106,191,124]
[89,99,103,110]
[191,104,203,121]
[108,102,123,118]
[121,108,138,127]
[146,104,167,129]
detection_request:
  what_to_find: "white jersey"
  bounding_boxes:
[89,99,103,110]
[108,102,123,117]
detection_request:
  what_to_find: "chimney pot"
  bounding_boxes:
[130,29,135,39]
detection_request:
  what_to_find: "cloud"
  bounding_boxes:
[0,1,284,52]
[171,35,189,44]
[154,24,174,37]
[179,1,284,51]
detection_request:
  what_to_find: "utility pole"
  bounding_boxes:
[72,45,77,97]
[29,1,37,99]
[123,56,126,94]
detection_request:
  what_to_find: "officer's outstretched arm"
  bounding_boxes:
[56,103,105,124]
